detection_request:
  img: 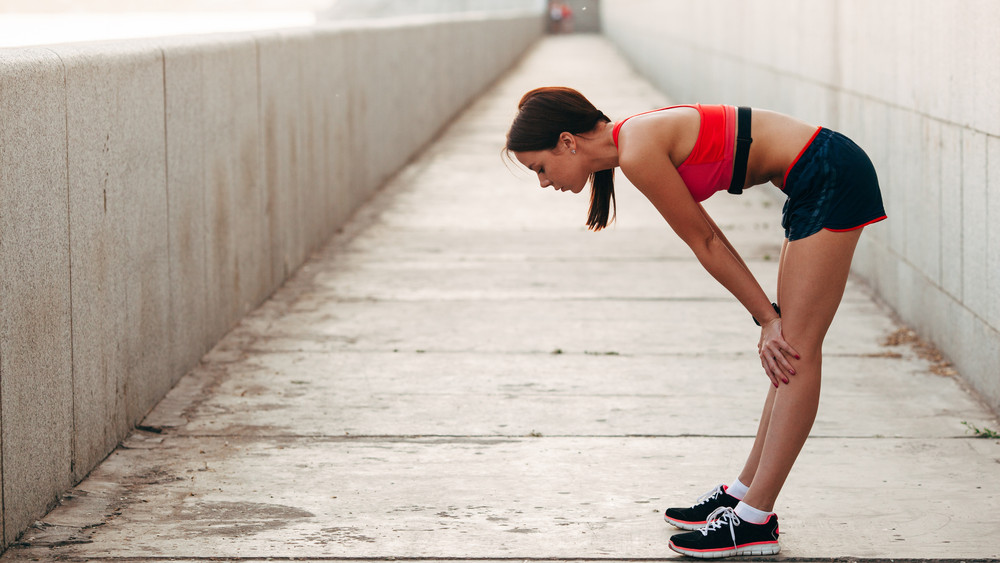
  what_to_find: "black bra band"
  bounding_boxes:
[728,106,753,195]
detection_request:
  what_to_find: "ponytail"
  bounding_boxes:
[587,169,616,231]
[506,87,616,231]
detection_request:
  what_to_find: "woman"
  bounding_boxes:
[505,87,886,558]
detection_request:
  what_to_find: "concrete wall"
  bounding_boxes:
[322,0,543,19]
[0,10,542,548]
[601,0,1000,414]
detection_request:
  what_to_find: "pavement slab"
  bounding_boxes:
[142,349,983,440]
[4,34,999,563]
[9,435,1000,560]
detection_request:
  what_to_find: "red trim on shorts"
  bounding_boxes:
[824,215,887,232]
[781,126,823,189]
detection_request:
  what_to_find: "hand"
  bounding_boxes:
[757,318,800,387]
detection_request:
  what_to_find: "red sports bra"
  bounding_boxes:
[612,104,737,202]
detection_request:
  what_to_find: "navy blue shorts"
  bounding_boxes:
[780,128,886,241]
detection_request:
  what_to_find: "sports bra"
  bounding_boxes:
[612,104,737,202]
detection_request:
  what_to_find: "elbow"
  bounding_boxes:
[703,230,720,252]
[688,230,730,272]
[690,230,720,257]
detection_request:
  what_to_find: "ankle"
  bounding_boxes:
[726,478,750,500]
[734,501,774,525]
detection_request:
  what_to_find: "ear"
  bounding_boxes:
[558,132,577,153]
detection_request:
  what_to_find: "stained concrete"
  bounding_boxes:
[0,12,542,552]
[5,35,999,562]
[161,37,212,386]
[0,47,74,546]
[56,40,173,480]
[161,35,267,359]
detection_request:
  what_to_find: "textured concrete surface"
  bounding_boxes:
[4,35,999,561]
[0,48,74,547]
[57,40,172,478]
[162,35,267,363]
[0,12,541,552]
[162,38,212,387]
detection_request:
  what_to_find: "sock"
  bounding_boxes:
[734,501,774,525]
[726,478,749,500]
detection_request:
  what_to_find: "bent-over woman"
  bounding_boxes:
[504,87,886,558]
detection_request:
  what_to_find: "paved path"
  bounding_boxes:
[6,35,999,562]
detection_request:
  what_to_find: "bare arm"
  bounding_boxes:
[696,203,754,278]
[618,147,778,326]
[618,138,801,385]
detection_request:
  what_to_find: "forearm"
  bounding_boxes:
[619,156,777,325]
[698,203,754,275]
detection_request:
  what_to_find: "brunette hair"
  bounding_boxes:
[505,86,615,231]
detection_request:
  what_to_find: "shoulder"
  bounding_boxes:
[617,134,666,183]
[617,106,699,171]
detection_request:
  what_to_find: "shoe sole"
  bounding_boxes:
[663,514,707,531]
[668,540,780,558]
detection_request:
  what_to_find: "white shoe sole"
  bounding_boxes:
[663,514,708,531]
[668,540,780,558]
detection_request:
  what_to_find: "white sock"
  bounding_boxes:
[734,501,774,524]
[726,478,749,500]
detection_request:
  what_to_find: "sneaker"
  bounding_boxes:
[663,484,740,530]
[668,507,780,558]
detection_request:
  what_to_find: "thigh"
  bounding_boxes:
[776,238,789,298]
[776,228,862,353]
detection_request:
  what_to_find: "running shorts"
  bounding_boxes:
[780,127,887,241]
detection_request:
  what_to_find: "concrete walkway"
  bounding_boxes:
[6,35,999,562]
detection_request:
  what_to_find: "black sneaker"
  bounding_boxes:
[668,507,780,558]
[663,484,740,530]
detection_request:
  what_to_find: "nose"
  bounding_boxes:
[537,173,551,188]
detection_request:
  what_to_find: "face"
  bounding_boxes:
[514,144,589,194]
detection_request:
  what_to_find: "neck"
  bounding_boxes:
[585,120,620,172]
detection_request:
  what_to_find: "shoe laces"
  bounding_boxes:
[693,484,726,506]
[701,507,740,546]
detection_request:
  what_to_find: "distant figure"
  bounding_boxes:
[548,1,574,34]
